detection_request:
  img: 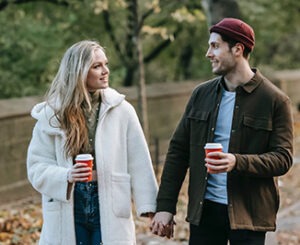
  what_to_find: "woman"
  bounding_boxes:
[27,40,158,245]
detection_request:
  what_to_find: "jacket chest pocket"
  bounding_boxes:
[187,110,210,146]
[241,115,272,153]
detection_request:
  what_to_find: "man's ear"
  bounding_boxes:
[232,43,244,56]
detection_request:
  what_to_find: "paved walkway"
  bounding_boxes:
[137,234,188,245]
[266,200,300,245]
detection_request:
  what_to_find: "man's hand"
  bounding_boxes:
[150,211,175,238]
[205,152,236,174]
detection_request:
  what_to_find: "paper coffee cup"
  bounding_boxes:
[204,143,223,159]
[75,154,93,182]
[204,143,222,172]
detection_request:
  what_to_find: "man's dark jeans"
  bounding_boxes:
[189,199,266,245]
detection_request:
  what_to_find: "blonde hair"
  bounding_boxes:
[46,40,105,158]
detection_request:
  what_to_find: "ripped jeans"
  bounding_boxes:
[74,181,102,245]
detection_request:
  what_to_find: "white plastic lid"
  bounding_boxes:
[204,143,223,149]
[75,154,94,161]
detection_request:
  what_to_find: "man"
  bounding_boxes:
[151,18,294,244]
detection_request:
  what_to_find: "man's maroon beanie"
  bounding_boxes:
[210,18,255,52]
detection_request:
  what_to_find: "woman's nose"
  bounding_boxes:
[102,67,109,74]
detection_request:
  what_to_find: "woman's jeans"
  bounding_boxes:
[74,181,102,245]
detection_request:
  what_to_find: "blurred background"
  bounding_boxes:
[0,0,300,244]
[0,0,300,98]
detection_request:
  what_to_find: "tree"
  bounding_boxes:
[99,0,192,86]
[201,0,241,26]
[0,0,72,98]
[2,0,299,99]
[0,0,205,96]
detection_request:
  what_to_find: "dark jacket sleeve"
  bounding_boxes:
[156,91,196,214]
[234,93,294,177]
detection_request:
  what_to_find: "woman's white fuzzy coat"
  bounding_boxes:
[27,88,158,245]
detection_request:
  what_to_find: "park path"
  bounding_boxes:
[266,199,300,245]
[137,234,188,245]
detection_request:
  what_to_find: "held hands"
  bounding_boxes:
[205,152,236,174]
[150,211,175,239]
[141,212,155,219]
[67,162,91,183]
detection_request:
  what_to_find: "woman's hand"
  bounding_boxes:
[67,163,91,183]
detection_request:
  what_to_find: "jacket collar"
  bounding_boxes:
[240,68,263,93]
[99,87,125,120]
[100,87,125,108]
[31,102,62,135]
[216,68,263,94]
[31,87,125,135]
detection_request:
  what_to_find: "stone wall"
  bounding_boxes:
[0,96,43,203]
[268,69,300,112]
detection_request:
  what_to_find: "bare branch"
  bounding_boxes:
[144,27,182,63]
[140,8,154,26]
[102,10,126,64]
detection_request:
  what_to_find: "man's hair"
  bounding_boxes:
[220,33,251,59]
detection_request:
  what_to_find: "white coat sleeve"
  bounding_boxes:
[27,122,70,202]
[126,106,158,216]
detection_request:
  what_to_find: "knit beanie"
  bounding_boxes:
[210,18,255,52]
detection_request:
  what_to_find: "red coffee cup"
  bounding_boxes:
[204,143,223,171]
[75,154,93,182]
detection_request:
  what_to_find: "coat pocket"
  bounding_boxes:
[187,109,210,146]
[42,198,61,244]
[111,173,131,218]
[241,115,273,153]
[243,115,272,131]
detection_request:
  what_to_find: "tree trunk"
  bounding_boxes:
[123,65,136,87]
[201,0,241,26]
[136,37,149,142]
[125,0,149,141]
